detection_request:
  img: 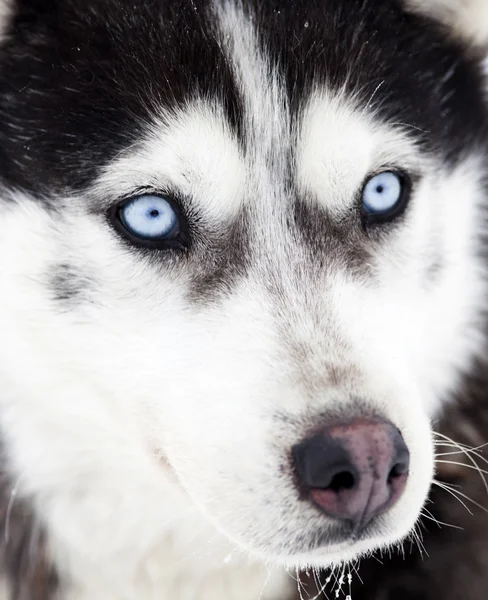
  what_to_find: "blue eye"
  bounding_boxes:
[118,195,180,241]
[362,171,406,218]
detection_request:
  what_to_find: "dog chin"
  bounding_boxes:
[226,503,422,570]
[273,532,406,570]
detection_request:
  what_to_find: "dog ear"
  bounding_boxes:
[405,0,488,48]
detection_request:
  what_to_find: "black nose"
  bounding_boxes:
[292,419,410,529]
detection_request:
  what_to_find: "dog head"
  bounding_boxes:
[0,0,487,572]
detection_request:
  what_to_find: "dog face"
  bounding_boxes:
[0,0,487,571]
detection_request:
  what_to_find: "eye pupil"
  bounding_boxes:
[149,209,160,218]
[376,185,384,193]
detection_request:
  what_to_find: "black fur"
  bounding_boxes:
[1,0,487,196]
[0,0,245,195]
[254,0,488,164]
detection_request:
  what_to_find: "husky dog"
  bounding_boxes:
[0,1,487,599]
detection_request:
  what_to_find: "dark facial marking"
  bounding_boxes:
[0,454,58,600]
[186,207,253,304]
[0,0,245,196]
[1,0,487,204]
[292,199,375,280]
[48,262,93,305]
[252,0,488,164]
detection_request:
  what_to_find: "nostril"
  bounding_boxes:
[292,434,353,491]
[388,443,410,484]
[328,470,356,492]
[388,461,408,482]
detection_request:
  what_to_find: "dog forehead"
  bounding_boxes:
[0,0,485,200]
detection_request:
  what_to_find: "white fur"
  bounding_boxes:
[0,2,486,599]
[297,91,424,214]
